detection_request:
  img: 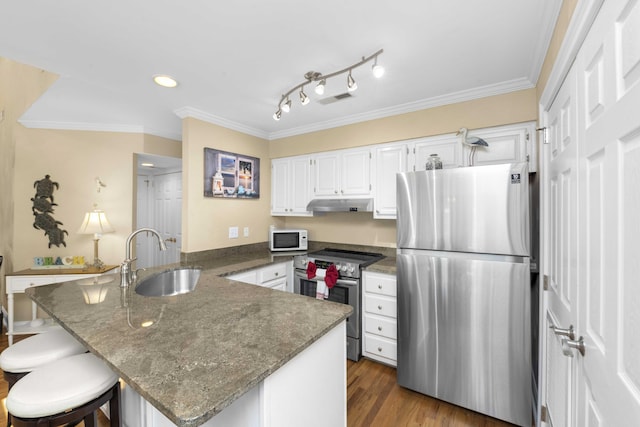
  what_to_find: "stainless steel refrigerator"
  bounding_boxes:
[396,163,531,427]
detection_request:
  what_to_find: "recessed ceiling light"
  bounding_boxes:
[141,162,155,167]
[153,75,178,88]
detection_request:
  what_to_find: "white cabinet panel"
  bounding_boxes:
[362,271,397,366]
[373,144,408,219]
[271,156,313,216]
[312,148,372,198]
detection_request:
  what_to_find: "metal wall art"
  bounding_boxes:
[32,174,68,247]
[203,148,260,199]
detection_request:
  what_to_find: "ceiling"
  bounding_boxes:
[0,1,561,141]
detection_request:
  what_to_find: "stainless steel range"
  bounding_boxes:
[293,248,385,361]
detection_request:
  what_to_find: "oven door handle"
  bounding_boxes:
[295,271,358,287]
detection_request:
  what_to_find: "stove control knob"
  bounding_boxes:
[339,264,348,272]
[347,265,355,274]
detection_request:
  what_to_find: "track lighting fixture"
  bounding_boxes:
[372,56,385,78]
[347,70,357,92]
[282,97,292,113]
[273,48,384,120]
[299,87,310,105]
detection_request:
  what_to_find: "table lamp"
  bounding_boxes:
[78,204,114,268]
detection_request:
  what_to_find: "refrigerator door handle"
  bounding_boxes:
[549,323,575,340]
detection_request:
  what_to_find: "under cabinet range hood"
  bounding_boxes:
[306,198,373,212]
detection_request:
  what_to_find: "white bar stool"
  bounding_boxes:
[0,329,88,425]
[6,353,121,427]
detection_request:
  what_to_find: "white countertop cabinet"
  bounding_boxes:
[312,147,372,198]
[362,270,397,366]
[227,261,292,292]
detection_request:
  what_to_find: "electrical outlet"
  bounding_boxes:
[243,227,249,237]
[229,226,239,239]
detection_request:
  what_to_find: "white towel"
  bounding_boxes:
[316,280,328,300]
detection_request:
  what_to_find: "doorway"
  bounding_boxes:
[136,153,182,269]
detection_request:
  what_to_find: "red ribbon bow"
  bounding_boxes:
[306,261,317,279]
[324,264,339,288]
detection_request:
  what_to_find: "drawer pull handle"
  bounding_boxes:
[378,305,383,310]
[274,272,279,276]
[378,284,383,289]
[378,326,382,331]
[378,347,383,352]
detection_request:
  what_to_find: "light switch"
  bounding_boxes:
[229,226,239,239]
[243,227,249,237]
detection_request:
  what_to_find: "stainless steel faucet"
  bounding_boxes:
[120,228,168,288]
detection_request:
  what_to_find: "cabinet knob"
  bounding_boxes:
[378,284,382,289]
[378,326,382,331]
[378,347,383,352]
[274,272,279,276]
[378,305,383,310]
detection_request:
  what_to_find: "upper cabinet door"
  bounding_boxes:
[461,122,536,171]
[313,148,372,197]
[340,148,371,196]
[412,135,462,171]
[374,144,408,219]
[271,156,312,216]
[271,158,290,214]
[313,152,341,196]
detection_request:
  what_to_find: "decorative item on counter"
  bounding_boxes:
[78,204,114,269]
[32,255,86,269]
[324,264,339,288]
[425,154,443,170]
[31,174,68,248]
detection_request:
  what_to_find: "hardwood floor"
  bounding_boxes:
[347,359,515,427]
[0,333,513,427]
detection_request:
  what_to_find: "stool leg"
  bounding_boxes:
[83,412,97,427]
[108,382,121,427]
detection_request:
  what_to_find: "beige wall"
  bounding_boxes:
[269,89,539,247]
[2,57,181,321]
[182,117,275,253]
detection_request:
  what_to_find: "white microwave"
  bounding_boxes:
[269,228,308,252]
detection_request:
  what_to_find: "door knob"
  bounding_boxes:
[550,323,575,340]
[562,336,585,357]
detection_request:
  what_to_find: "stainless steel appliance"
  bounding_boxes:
[396,163,531,427]
[294,248,384,361]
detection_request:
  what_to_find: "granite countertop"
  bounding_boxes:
[26,251,352,427]
[364,254,397,275]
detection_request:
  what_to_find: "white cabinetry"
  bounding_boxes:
[5,267,117,345]
[362,271,397,366]
[271,155,313,216]
[412,134,463,171]
[465,122,536,171]
[227,261,291,292]
[373,143,408,219]
[312,147,372,198]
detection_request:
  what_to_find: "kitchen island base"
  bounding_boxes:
[117,322,347,427]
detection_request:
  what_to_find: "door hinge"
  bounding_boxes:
[543,274,550,291]
[537,127,549,145]
[541,404,548,422]
[526,130,530,141]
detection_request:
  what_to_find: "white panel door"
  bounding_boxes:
[574,0,640,424]
[541,53,579,427]
[541,0,640,425]
[153,172,182,267]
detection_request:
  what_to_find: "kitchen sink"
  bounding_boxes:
[135,267,201,297]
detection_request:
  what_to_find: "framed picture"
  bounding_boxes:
[203,148,260,198]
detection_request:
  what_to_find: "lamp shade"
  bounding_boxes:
[77,210,115,235]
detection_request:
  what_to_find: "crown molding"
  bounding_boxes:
[174,107,269,140]
[17,119,182,141]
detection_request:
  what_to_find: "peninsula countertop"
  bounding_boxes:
[26,251,352,427]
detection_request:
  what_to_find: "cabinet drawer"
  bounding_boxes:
[364,294,396,318]
[263,277,287,291]
[364,315,397,340]
[6,276,57,293]
[364,334,397,362]
[364,272,396,297]
[258,263,287,284]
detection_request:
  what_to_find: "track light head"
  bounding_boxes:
[315,79,326,95]
[347,71,357,92]
[300,88,310,105]
[273,109,282,121]
[372,57,385,78]
[282,97,292,113]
